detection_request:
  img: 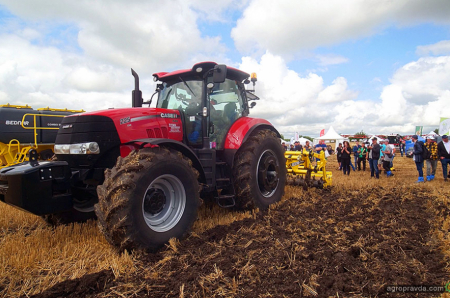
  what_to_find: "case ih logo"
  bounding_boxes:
[5,120,29,126]
[160,113,177,118]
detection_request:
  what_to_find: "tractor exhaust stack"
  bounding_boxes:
[131,68,143,108]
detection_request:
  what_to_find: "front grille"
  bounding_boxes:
[55,115,120,169]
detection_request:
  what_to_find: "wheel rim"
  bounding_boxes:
[73,197,96,213]
[142,174,186,233]
[257,149,280,197]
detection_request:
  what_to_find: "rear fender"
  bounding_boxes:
[224,117,281,150]
[223,117,281,168]
[124,138,206,184]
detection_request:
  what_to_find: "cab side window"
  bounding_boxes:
[208,79,244,148]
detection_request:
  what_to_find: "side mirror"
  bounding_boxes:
[213,64,227,83]
[250,102,257,109]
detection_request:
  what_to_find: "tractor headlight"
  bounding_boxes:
[54,142,100,155]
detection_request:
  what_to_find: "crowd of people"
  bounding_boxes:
[282,140,334,156]
[412,134,450,182]
[282,140,312,151]
[281,135,450,182]
[333,135,450,182]
[335,138,395,178]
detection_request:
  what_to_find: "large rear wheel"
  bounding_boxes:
[233,130,286,210]
[95,148,200,252]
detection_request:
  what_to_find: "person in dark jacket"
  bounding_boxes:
[412,135,425,183]
[437,135,450,182]
[336,143,343,170]
[294,141,303,151]
[341,141,351,175]
[369,137,380,178]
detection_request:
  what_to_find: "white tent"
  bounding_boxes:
[314,126,348,148]
[298,137,310,146]
[425,131,438,136]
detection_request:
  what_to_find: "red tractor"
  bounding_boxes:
[0,62,286,251]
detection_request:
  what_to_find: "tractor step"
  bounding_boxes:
[215,194,235,208]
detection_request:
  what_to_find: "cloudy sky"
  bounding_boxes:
[1,0,450,138]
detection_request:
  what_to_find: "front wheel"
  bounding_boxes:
[42,195,97,225]
[95,148,200,252]
[233,129,286,210]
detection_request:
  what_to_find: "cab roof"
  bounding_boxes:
[152,62,249,82]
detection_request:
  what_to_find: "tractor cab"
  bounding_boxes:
[154,62,250,149]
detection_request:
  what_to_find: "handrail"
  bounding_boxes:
[21,113,65,147]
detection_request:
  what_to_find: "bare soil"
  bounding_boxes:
[29,184,449,298]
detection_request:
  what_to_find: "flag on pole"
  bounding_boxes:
[320,129,325,137]
[295,132,299,141]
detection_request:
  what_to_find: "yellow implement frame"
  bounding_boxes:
[285,149,332,189]
[0,113,65,169]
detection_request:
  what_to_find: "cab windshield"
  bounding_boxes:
[157,79,203,111]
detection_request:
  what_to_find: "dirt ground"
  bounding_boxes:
[1,155,450,298]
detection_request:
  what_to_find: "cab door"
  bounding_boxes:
[207,79,245,149]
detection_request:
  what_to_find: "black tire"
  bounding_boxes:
[40,155,97,225]
[43,209,96,225]
[42,196,97,225]
[39,149,54,160]
[95,148,200,252]
[233,129,286,210]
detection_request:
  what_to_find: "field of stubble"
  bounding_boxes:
[0,154,449,298]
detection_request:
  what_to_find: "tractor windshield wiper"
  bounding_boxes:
[179,76,196,97]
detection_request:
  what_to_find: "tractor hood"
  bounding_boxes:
[64,107,183,144]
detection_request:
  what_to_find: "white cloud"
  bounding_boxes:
[416,40,450,56]
[188,0,249,22]
[390,56,450,105]
[239,52,359,135]
[378,55,450,128]
[318,77,357,103]
[1,0,449,138]
[331,55,450,135]
[239,52,450,137]
[0,32,138,111]
[62,66,126,92]
[316,54,349,66]
[0,0,229,72]
[0,0,235,112]
[232,0,450,57]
